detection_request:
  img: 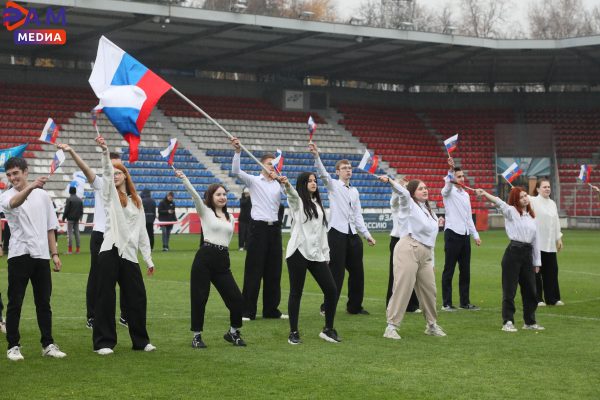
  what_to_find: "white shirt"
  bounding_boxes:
[182,177,234,247]
[390,190,409,239]
[390,181,439,248]
[529,195,562,253]
[493,197,541,267]
[441,175,479,240]
[91,176,106,233]
[285,184,330,262]
[232,152,282,222]
[0,187,59,260]
[99,150,153,267]
[314,156,372,240]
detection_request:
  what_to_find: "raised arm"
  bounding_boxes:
[230,137,254,187]
[6,177,48,209]
[309,142,333,190]
[56,143,96,183]
[95,136,114,206]
[475,188,513,220]
[280,176,299,211]
[175,170,208,218]
[441,157,455,197]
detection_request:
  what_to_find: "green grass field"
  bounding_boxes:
[1,230,599,399]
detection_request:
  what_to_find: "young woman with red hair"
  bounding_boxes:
[92,136,156,355]
[476,187,544,333]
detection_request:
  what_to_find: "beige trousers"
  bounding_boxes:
[386,236,438,327]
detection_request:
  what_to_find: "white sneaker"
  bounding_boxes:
[0,320,6,334]
[502,321,518,332]
[554,300,565,306]
[522,324,545,331]
[383,326,401,340]
[537,301,546,307]
[7,346,24,361]
[144,343,157,352]
[279,314,289,320]
[242,317,251,322]
[42,343,66,358]
[95,348,114,355]
[413,309,422,314]
[424,323,447,337]
[319,310,325,317]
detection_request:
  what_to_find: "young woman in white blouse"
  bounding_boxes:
[476,187,544,332]
[93,136,156,355]
[175,170,246,348]
[529,178,564,307]
[280,172,339,344]
[379,177,446,340]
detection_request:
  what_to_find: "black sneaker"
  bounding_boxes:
[191,334,207,349]
[319,328,341,343]
[86,318,94,329]
[459,304,480,311]
[288,331,301,345]
[347,309,370,315]
[224,330,247,347]
[119,317,128,328]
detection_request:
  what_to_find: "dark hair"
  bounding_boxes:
[296,172,327,226]
[4,157,28,172]
[69,186,77,195]
[109,152,121,160]
[508,186,535,217]
[204,184,230,221]
[453,167,462,172]
[261,153,275,163]
[406,179,435,219]
[535,177,550,191]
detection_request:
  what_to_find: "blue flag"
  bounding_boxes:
[0,144,28,172]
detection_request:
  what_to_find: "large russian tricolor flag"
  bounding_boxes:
[358,149,379,174]
[160,138,178,166]
[578,164,592,183]
[89,36,172,163]
[501,162,522,184]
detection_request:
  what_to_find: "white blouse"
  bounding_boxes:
[390,181,439,248]
[390,190,409,239]
[528,195,562,253]
[284,184,329,262]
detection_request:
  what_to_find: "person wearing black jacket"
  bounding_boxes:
[238,188,251,251]
[141,189,156,250]
[158,192,176,251]
[63,186,84,254]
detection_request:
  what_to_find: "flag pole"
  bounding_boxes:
[170,87,270,175]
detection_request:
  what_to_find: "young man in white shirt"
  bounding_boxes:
[56,143,128,329]
[441,158,481,312]
[309,143,376,315]
[230,137,287,321]
[1,157,66,361]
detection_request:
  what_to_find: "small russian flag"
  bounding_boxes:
[49,149,65,175]
[308,116,317,142]
[272,149,284,172]
[39,118,59,144]
[578,164,592,183]
[358,149,379,174]
[501,162,523,184]
[160,138,178,166]
[444,134,459,154]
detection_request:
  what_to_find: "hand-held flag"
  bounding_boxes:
[88,36,172,163]
[578,164,592,183]
[39,118,59,144]
[444,134,458,154]
[160,138,178,166]
[501,162,522,185]
[358,149,379,174]
[307,116,317,142]
[272,149,284,173]
[49,149,65,175]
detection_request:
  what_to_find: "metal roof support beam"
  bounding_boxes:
[139,23,241,53]
[543,56,557,91]
[488,56,496,92]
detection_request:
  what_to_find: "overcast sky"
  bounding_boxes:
[335,0,600,34]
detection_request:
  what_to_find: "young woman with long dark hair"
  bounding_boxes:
[476,186,544,332]
[280,172,339,344]
[93,136,155,355]
[379,176,446,340]
[175,170,246,348]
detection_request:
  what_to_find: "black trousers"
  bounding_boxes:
[238,220,250,249]
[146,223,155,250]
[386,236,420,311]
[190,245,244,332]
[242,220,283,319]
[93,247,150,350]
[6,255,54,349]
[87,231,126,321]
[442,229,472,307]
[323,228,365,314]
[287,250,337,332]
[536,251,561,305]
[501,244,538,325]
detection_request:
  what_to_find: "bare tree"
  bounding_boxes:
[459,0,513,38]
[528,0,595,39]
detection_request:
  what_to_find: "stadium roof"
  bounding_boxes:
[3,0,600,87]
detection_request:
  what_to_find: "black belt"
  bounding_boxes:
[253,220,280,227]
[201,242,228,251]
[509,240,532,249]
